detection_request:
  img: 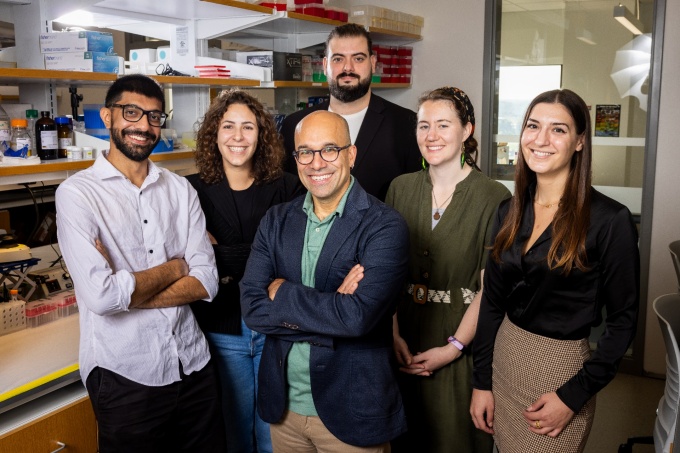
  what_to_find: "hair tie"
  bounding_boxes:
[439,86,475,126]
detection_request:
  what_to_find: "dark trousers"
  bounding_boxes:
[85,362,226,453]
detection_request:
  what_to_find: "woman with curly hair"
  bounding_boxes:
[187,89,304,453]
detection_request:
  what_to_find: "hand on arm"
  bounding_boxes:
[337,264,364,294]
[268,278,285,300]
[135,275,209,309]
[470,388,495,434]
[523,392,575,438]
[95,238,206,309]
[128,258,189,308]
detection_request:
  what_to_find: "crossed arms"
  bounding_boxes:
[239,207,409,342]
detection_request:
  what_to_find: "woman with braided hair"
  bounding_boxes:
[386,87,510,453]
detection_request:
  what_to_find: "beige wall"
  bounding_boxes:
[343,0,487,146]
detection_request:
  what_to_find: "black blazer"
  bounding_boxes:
[240,182,409,446]
[187,172,304,334]
[281,93,421,201]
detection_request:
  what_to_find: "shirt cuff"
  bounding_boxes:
[556,379,592,413]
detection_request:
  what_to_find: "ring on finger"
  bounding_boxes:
[534,420,541,429]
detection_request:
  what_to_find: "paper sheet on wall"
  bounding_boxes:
[175,26,189,57]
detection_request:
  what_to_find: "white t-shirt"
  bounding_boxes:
[329,106,368,145]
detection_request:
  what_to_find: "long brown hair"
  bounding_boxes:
[417,87,480,170]
[491,89,592,274]
[194,89,284,185]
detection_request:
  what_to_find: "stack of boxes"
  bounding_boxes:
[255,0,349,21]
[291,0,349,21]
[349,5,424,36]
[374,45,413,84]
[40,31,124,73]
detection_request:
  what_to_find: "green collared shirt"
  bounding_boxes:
[286,176,355,416]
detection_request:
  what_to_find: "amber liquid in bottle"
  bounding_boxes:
[35,111,58,160]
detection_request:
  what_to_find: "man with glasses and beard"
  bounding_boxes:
[55,74,225,453]
[281,24,421,201]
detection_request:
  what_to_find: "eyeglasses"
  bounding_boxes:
[293,144,351,165]
[109,104,167,127]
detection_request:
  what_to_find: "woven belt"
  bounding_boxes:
[406,284,451,304]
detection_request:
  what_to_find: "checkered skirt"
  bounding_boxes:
[492,316,596,453]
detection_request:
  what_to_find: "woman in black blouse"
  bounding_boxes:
[187,90,304,453]
[470,89,639,453]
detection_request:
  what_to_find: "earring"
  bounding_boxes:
[460,144,466,169]
[421,157,428,170]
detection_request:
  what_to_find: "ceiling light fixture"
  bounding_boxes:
[614,2,644,35]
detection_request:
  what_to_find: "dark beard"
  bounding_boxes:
[328,72,372,103]
[111,127,158,162]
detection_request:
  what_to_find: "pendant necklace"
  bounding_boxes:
[533,199,561,209]
[432,188,455,220]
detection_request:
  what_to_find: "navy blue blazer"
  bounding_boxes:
[240,182,409,447]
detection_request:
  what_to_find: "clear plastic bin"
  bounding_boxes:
[25,300,59,328]
[57,294,78,318]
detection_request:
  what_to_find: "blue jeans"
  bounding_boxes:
[206,319,272,453]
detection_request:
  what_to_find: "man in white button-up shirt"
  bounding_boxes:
[56,75,225,452]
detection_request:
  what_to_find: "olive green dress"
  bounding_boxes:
[386,169,510,453]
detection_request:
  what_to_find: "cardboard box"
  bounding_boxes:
[39,31,114,54]
[44,52,124,73]
[236,51,302,81]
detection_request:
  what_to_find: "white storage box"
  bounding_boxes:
[129,48,157,64]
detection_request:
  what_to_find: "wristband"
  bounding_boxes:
[447,336,466,351]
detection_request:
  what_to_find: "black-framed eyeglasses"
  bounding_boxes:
[109,104,167,127]
[293,144,351,165]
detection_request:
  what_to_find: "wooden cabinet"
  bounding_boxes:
[0,395,97,453]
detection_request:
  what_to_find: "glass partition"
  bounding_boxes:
[487,0,655,218]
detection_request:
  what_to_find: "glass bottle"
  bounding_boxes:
[35,111,58,160]
[26,109,38,156]
[74,114,86,134]
[10,289,19,302]
[55,116,73,159]
[10,119,31,157]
